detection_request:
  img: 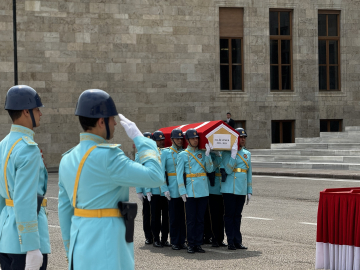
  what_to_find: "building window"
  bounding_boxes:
[234,120,246,130]
[269,10,292,91]
[320,119,342,132]
[271,120,295,143]
[318,11,340,91]
[219,8,244,91]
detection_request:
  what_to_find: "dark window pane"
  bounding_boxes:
[329,66,339,90]
[319,66,327,90]
[234,121,244,129]
[281,66,291,90]
[282,122,293,143]
[320,120,328,132]
[280,12,290,35]
[232,65,242,90]
[270,40,278,64]
[220,65,229,90]
[281,40,291,64]
[220,39,229,64]
[272,121,280,143]
[328,14,338,36]
[330,120,340,132]
[270,11,278,35]
[329,40,338,64]
[232,39,241,64]
[318,14,327,36]
[318,40,326,65]
[270,65,279,90]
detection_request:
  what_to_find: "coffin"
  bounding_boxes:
[159,120,239,150]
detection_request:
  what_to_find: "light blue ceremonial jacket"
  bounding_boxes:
[145,148,166,196]
[221,148,253,195]
[159,145,183,198]
[0,125,50,254]
[58,133,163,270]
[134,153,146,195]
[176,146,214,198]
[208,153,223,196]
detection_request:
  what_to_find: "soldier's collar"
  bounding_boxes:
[80,133,107,144]
[187,146,198,152]
[172,144,183,151]
[10,124,35,139]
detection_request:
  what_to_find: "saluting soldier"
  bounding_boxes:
[160,128,187,250]
[176,129,213,254]
[145,130,171,248]
[221,128,252,250]
[135,132,154,245]
[58,89,163,269]
[0,86,50,270]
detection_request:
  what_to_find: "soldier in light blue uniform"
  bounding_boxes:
[145,130,170,248]
[221,128,252,251]
[176,129,213,254]
[160,128,187,250]
[135,132,153,245]
[0,85,50,270]
[58,90,163,270]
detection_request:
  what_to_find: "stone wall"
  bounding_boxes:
[0,0,359,168]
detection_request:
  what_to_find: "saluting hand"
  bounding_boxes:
[119,114,143,140]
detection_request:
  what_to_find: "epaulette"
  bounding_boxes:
[97,143,121,148]
[62,147,75,156]
[22,136,38,146]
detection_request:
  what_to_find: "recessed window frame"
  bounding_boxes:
[320,119,342,132]
[318,10,341,91]
[269,9,293,92]
[271,120,295,143]
[234,120,246,130]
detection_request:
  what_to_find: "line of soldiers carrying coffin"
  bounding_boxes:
[136,127,252,254]
[0,85,252,270]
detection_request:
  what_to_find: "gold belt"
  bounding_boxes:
[233,168,247,173]
[215,173,222,177]
[5,198,47,207]
[167,173,177,176]
[74,208,122,218]
[186,173,207,178]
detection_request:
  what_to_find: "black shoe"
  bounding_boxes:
[181,243,188,249]
[161,241,171,247]
[235,243,247,249]
[145,239,153,245]
[211,242,220,247]
[172,244,181,250]
[219,242,227,247]
[195,245,205,253]
[187,246,195,253]
[153,241,163,248]
[228,244,236,250]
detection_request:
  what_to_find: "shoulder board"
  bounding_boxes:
[97,143,121,149]
[22,136,38,146]
[62,146,76,157]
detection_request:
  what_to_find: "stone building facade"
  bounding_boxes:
[0,0,358,168]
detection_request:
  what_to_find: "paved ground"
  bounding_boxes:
[41,173,360,269]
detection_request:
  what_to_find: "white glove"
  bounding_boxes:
[146,192,152,202]
[246,194,251,205]
[119,114,143,140]
[205,143,211,156]
[164,191,171,201]
[181,194,188,202]
[137,193,144,202]
[25,249,43,270]
[231,139,238,159]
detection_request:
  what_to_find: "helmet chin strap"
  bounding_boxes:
[187,139,196,148]
[104,117,110,140]
[171,138,181,149]
[29,109,36,128]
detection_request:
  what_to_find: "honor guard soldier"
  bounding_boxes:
[145,130,170,248]
[135,132,153,245]
[176,129,214,254]
[159,129,187,250]
[0,85,50,270]
[58,90,163,270]
[221,128,252,250]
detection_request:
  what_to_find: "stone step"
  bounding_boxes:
[295,137,360,143]
[251,155,360,164]
[345,126,360,131]
[271,143,360,150]
[250,149,360,156]
[252,161,360,171]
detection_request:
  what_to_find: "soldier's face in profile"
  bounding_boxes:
[173,138,183,147]
[32,107,42,127]
[239,136,246,147]
[108,116,117,140]
[188,137,198,147]
[156,139,165,148]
